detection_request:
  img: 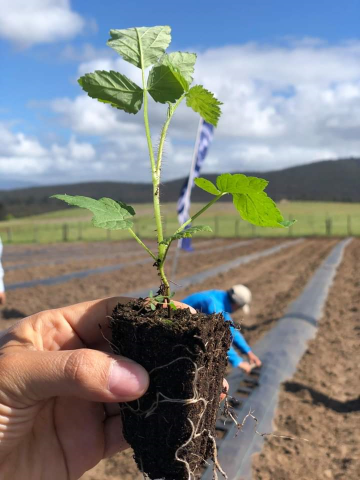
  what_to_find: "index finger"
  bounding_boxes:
[54,296,132,348]
[2,297,131,352]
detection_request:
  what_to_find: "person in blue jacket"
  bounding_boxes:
[182,285,261,373]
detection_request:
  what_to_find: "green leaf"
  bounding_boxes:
[216,173,268,194]
[169,301,177,310]
[216,174,248,194]
[186,85,222,126]
[51,195,135,230]
[279,219,297,227]
[147,65,186,103]
[194,178,220,195]
[160,52,196,84]
[150,303,156,311]
[233,192,286,228]
[107,26,171,69]
[161,225,212,245]
[78,71,143,114]
[247,176,269,192]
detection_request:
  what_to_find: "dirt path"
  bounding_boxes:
[3,239,227,282]
[0,239,276,325]
[179,238,337,345]
[252,239,360,480]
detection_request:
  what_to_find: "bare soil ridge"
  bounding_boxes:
[252,239,360,480]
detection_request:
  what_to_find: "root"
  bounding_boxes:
[245,409,310,443]
[122,355,227,479]
[99,322,121,355]
[230,407,310,444]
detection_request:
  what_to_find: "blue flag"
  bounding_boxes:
[177,119,214,251]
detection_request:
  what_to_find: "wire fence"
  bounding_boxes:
[1,214,359,244]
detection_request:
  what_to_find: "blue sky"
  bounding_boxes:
[1,0,360,187]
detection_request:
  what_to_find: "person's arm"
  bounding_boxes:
[229,325,251,354]
[227,346,244,368]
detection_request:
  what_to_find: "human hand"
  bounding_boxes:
[238,361,253,373]
[0,292,5,306]
[0,297,149,480]
[247,351,262,367]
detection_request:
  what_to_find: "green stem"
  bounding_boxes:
[156,95,185,177]
[175,193,225,234]
[136,28,164,270]
[163,193,226,261]
[136,28,156,176]
[128,228,157,260]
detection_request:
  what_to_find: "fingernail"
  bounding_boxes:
[108,357,149,400]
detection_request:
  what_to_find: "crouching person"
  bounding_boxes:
[181,285,261,373]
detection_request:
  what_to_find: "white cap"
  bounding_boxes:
[228,284,252,307]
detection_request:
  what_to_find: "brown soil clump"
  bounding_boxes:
[110,299,231,480]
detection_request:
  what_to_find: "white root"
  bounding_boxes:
[122,355,227,479]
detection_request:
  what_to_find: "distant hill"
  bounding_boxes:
[0,158,360,218]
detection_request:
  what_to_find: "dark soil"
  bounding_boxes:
[110,299,232,480]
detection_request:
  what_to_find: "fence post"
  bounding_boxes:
[7,228,12,243]
[77,223,83,241]
[214,216,219,237]
[347,215,352,236]
[288,214,293,236]
[62,224,69,242]
[235,219,240,237]
[325,217,332,236]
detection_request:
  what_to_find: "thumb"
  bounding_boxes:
[1,349,149,406]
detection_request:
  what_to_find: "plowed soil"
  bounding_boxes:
[0,237,355,480]
[252,239,360,480]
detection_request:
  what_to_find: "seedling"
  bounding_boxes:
[147,290,177,312]
[52,25,293,304]
[52,25,294,479]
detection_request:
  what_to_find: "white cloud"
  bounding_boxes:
[0,0,86,48]
[4,37,360,184]
[0,123,101,181]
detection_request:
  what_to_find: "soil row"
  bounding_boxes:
[4,239,240,284]
[3,238,226,267]
[1,239,278,322]
[252,239,360,480]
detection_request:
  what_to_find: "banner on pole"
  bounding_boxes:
[177,119,214,251]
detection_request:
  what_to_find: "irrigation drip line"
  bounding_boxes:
[6,258,154,291]
[202,237,352,480]
[125,239,303,298]
[5,239,257,291]
[4,239,251,272]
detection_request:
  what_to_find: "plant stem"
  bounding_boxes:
[156,95,185,177]
[136,28,165,276]
[128,228,157,260]
[155,97,186,296]
[163,193,226,261]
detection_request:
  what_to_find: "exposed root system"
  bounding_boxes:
[110,300,231,480]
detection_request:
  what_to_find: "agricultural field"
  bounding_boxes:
[0,200,360,244]
[1,237,359,479]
